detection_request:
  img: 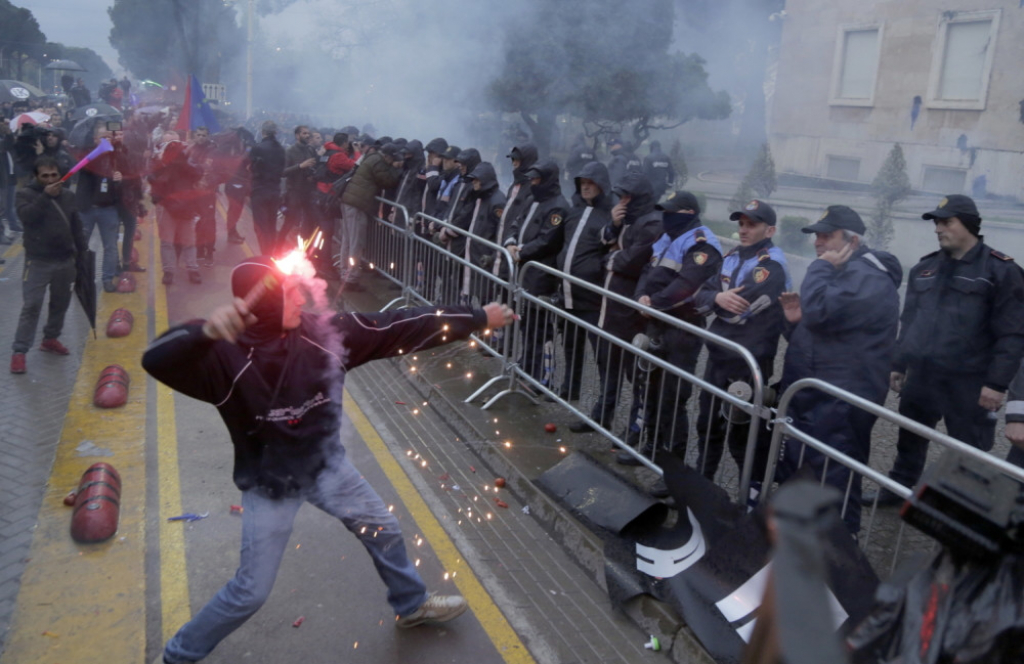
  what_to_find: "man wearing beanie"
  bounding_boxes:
[142,257,515,663]
[871,194,1024,505]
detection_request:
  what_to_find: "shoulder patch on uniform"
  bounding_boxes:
[758,251,771,262]
[991,250,1014,262]
[693,252,708,265]
[550,214,562,226]
[694,229,707,243]
[753,267,769,283]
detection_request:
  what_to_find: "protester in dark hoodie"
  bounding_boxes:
[617,192,724,497]
[775,206,903,533]
[393,139,425,219]
[10,157,86,375]
[505,159,570,389]
[558,161,616,432]
[419,137,448,221]
[431,144,462,222]
[142,255,516,664]
[40,129,73,175]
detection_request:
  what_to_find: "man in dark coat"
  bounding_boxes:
[505,159,570,388]
[872,195,1024,503]
[75,122,122,292]
[279,125,319,251]
[606,138,643,189]
[564,135,597,189]
[559,161,615,430]
[143,255,515,664]
[776,206,903,533]
[419,137,448,220]
[692,200,790,492]
[249,121,286,256]
[339,142,402,289]
[643,140,676,202]
[10,157,86,374]
[455,161,506,303]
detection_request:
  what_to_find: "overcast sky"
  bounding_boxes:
[28,0,120,72]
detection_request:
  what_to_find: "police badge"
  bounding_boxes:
[753,267,769,283]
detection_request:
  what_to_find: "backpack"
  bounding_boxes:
[318,163,359,217]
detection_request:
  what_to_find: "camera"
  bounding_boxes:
[106,121,122,131]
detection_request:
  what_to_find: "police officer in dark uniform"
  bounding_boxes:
[692,200,790,491]
[607,138,643,190]
[872,195,1024,504]
[565,135,596,189]
[505,159,570,386]
[643,141,676,202]
[617,191,723,499]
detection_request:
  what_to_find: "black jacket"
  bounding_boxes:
[16,180,85,261]
[644,146,676,200]
[445,148,481,224]
[556,161,613,312]
[782,247,903,403]
[283,141,318,195]
[457,162,506,279]
[598,172,661,338]
[894,241,1024,391]
[250,135,285,195]
[506,159,570,296]
[395,139,425,218]
[695,238,789,365]
[142,304,488,498]
[607,148,643,189]
[565,140,598,182]
[75,149,121,210]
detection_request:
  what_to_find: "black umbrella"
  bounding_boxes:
[74,249,97,339]
[0,80,45,104]
[45,59,87,72]
[70,103,123,123]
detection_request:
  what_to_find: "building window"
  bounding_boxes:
[921,166,967,194]
[829,24,882,107]
[926,10,1000,111]
[826,156,861,182]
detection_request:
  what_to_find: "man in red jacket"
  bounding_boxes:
[143,256,514,664]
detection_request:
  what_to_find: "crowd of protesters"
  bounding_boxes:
[4,82,1024,541]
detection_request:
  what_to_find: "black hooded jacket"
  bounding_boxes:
[142,257,489,499]
[457,162,507,281]
[445,148,481,223]
[598,172,662,338]
[506,159,570,295]
[556,161,614,312]
[395,139,425,218]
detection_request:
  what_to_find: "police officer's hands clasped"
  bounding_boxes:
[716,286,750,315]
[979,386,1004,412]
[483,302,517,330]
[889,371,905,394]
[638,295,653,317]
[203,298,258,344]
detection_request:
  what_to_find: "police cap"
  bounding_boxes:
[656,191,700,214]
[802,205,866,235]
[729,200,777,226]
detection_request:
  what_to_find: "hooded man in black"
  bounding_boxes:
[455,162,506,304]
[143,256,515,664]
[557,161,616,430]
[505,159,570,389]
[419,137,449,221]
[394,139,425,219]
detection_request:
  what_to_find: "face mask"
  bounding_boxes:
[662,211,698,235]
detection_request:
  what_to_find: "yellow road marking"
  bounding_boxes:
[344,393,537,664]
[152,218,192,642]
[1,227,150,664]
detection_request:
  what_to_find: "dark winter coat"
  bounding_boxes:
[16,179,86,261]
[607,147,643,189]
[283,141,318,196]
[556,161,614,312]
[565,140,598,182]
[75,150,120,210]
[893,241,1024,391]
[643,145,676,201]
[249,135,285,196]
[506,159,570,296]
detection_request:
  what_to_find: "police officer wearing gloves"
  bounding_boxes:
[776,206,902,533]
[617,191,723,499]
[692,200,790,492]
[871,195,1024,505]
[504,159,570,387]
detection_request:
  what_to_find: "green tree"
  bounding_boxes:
[0,0,47,79]
[869,144,911,250]
[108,0,244,84]
[487,0,730,155]
[729,142,776,210]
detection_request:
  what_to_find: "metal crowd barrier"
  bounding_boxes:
[762,377,1024,574]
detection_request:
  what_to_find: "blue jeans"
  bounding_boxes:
[162,454,427,663]
[80,206,121,282]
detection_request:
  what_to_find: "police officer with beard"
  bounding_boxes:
[870,195,1024,505]
[505,159,570,387]
[617,191,723,499]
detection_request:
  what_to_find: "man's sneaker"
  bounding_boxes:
[188,271,202,284]
[396,594,468,628]
[40,338,70,355]
[10,353,26,374]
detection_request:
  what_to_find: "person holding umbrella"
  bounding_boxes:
[10,156,86,374]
